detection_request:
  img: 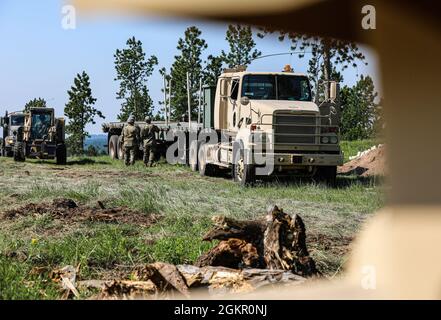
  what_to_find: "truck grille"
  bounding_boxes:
[273,112,317,145]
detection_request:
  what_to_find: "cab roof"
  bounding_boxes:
[219,71,309,78]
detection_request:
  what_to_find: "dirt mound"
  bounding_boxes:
[339,144,386,177]
[2,198,160,227]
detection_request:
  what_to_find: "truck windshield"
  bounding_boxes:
[31,113,51,139]
[241,75,312,101]
[10,115,24,126]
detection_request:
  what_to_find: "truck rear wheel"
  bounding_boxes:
[198,145,216,176]
[56,143,67,165]
[109,135,119,159]
[189,140,199,172]
[233,147,255,186]
[13,142,25,162]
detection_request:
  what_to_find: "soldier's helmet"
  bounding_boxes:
[128,116,135,124]
[145,116,152,124]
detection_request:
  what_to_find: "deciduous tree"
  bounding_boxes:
[340,75,379,140]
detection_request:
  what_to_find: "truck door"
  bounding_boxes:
[229,78,240,130]
[217,78,230,130]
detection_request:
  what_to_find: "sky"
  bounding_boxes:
[0,0,381,134]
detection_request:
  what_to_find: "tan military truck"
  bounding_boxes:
[190,66,343,185]
[1,111,25,157]
[12,107,66,164]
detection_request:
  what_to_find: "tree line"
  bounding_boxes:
[22,24,382,155]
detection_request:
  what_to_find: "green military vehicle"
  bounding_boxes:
[11,107,67,165]
[0,111,25,157]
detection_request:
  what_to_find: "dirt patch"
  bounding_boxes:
[339,144,386,177]
[2,198,160,227]
[307,233,354,257]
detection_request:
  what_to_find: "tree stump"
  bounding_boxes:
[196,206,319,277]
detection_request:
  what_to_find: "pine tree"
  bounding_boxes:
[170,26,207,120]
[204,55,224,86]
[340,75,379,140]
[222,25,261,68]
[114,36,158,121]
[24,98,47,112]
[64,71,104,155]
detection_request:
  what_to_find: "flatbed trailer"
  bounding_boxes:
[102,120,202,162]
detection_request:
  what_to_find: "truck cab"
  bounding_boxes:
[1,111,25,157]
[195,66,343,185]
[11,107,66,164]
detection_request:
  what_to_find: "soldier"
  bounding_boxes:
[33,114,49,139]
[121,116,140,166]
[140,116,159,167]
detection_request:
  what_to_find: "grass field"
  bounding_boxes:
[0,140,384,299]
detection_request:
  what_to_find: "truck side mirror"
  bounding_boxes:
[240,96,250,106]
[0,117,4,127]
[329,81,337,102]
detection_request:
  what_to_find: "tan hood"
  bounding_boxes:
[248,100,319,117]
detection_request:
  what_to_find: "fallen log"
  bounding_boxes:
[196,206,319,277]
[83,263,307,299]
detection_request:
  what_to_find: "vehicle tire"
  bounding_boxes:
[117,136,124,160]
[314,166,337,187]
[56,143,67,165]
[233,146,255,186]
[109,135,119,159]
[189,140,199,172]
[13,142,25,162]
[198,145,215,176]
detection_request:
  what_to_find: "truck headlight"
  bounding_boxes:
[321,136,329,144]
[330,136,338,144]
[6,137,14,145]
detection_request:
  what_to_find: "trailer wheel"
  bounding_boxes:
[314,166,337,187]
[233,146,255,186]
[56,143,67,165]
[117,136,124,160]
[13,142,25,162]
[109,135,119,159]
[189,140,199,171]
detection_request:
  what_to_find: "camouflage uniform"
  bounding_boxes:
[141,117,159,167]
[121,119,140,166]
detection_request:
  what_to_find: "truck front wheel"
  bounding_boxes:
[233,147,255,186]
